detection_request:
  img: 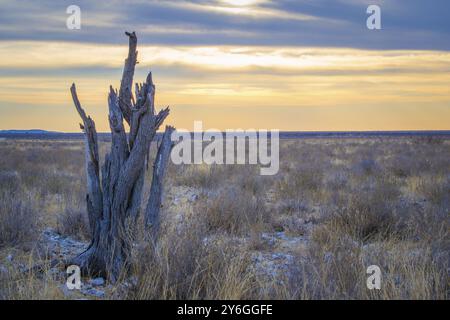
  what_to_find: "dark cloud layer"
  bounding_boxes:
[0,0,449,50]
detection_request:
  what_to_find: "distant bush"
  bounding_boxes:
[315,179,403,243]
[412,135,446,145]
[0,190,38,248]
[173,164,225,189]
[0,170,20,192]
[275,167,324,201]
[386,153,431,178]
[352,159,379,176]
[417,176,450,206]
[198,188,271,236]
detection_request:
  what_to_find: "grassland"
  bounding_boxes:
[0,136,448,299]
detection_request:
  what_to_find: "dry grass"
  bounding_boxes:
[0,191,38,249]
[56,208,90,241]
[0,171,39,249]
[196,187,271,236]
[0,137,448,300]
[0,260,65,300]
[129,217,258,300]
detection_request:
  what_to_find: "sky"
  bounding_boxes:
[0,0,449,131]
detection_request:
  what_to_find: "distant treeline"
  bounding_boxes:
[0,130,450,140]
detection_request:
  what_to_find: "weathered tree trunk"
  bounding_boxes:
[68,32,174,282]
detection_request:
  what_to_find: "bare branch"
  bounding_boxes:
[70,83,103,234]
[119,31,138,125]
[145,126,175,237]
[118,96,169,209]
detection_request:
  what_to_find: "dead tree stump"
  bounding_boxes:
[68,31,174,282]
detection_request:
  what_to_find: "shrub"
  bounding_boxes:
[173,164,225,189]
[0,191,38,248]
[56,208,90,240]
[352,159,379,176]
[275,168,324,201]
[198,188,271,236]
[316,179,403,243]
[417,176,450,205]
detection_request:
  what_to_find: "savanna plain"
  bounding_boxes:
[0,136,448,299]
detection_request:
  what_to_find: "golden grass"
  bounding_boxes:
[0,137,448,299]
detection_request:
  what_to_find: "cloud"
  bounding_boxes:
[0,0,449,131]
[1,41,450,73]
[0,0,449,49]
[1,40,449,131]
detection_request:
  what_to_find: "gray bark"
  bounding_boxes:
[70,84,102,235]
[68,32,174,282]
[145,125,175,238]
